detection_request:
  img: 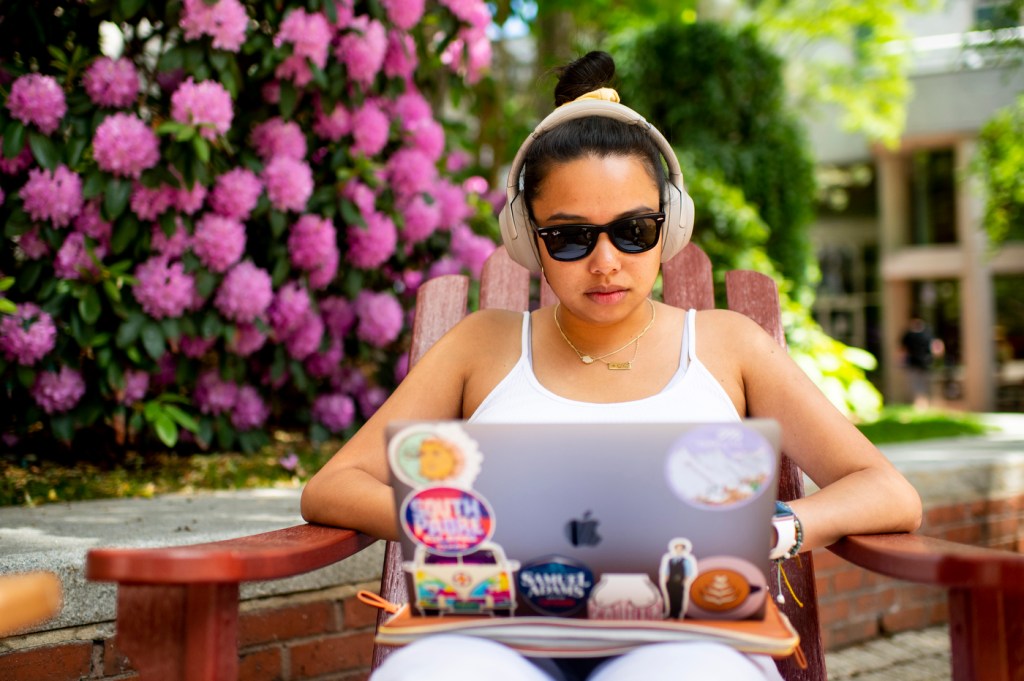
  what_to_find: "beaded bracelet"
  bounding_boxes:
[771,500,804,562]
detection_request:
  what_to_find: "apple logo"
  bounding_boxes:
[565,510,602,547]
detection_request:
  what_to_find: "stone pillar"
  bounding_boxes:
[955,139,995,411]
[876,150,910,402]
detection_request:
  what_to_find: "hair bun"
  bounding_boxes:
[554,51,616,106]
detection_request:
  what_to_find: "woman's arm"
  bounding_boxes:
[701,311,923,552]
[300,310,520,540]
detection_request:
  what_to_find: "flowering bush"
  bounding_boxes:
[0,0,499,453]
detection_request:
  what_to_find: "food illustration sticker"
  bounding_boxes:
[517,556,595,616]
[686,556,766,620]
[400,486,494,555]
[658,537,698,619]
[664,424,774,508]
[388,423,483,488]
[587,573,665,620]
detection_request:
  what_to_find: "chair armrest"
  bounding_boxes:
[829,533,1024,592]
[86,523,377,584]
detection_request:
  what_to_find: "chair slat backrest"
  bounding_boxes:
[373,244,824,679]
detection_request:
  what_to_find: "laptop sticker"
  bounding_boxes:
[388,423,483,488]
[517,556,595,616]
[587,573,665,620]
[664,424,774,509]
[400,486,495,555]
[402,541,521,616]
[658,537,698,619]
[686,556,767,620]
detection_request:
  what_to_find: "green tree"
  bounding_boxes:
[974,94,1024,247]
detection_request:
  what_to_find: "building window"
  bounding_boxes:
[907,149,958,246]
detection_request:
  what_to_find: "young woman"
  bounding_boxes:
[301,51,922,681]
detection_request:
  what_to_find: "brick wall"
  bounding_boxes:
[0,583,379,681]
[813,492,1024,650]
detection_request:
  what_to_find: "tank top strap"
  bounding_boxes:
[684,308,698,364]
[520,310,532,364]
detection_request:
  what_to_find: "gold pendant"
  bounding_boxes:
[607,362,632,371]
[581,355,594,364]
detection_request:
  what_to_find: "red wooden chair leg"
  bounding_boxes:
[117,583,239,680]
[948,588,1024,681]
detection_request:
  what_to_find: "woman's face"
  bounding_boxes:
[531,154,662,324]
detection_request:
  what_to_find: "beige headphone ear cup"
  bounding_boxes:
[498,192,543,272]
[660,182,695,263]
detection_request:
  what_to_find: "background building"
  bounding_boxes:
[807,0,1024,412]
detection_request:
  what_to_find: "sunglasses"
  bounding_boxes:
[534,212,665,262]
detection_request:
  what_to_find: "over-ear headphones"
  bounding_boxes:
[498,98,695,273]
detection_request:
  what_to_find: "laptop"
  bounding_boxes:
[386,420,781,623]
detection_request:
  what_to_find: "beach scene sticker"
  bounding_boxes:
[388,423,483,488]
[664,424,774,508]
[400,486,494,555]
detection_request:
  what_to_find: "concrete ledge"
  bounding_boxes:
[0,488,384,635]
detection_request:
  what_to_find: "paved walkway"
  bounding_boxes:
[826,625,950,680]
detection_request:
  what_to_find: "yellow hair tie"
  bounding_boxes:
[570,87,620,105]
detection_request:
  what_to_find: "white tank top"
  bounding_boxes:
[469,308,741,423]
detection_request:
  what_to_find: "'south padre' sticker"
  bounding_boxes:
[517,556,595,616]
[664,424,774,508]
[388,423,483,488]
[401,486,494,555]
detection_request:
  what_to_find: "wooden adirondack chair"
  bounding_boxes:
[86,244,1024,681]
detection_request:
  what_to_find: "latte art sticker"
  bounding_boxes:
[664,424,774,509]
[401,486,494,555]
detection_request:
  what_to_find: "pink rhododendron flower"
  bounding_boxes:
[171,78,233,140]
[342,180,377,216]
[150,220,191,259]
[121,369,149,405]
[180,0,249,52]
[463,175,489,195]
[16,228,50,259]
[399,194,441,243]
[180,335,217,358]
[393,90,432,131]
[227,322,267,356]
[251,117,307,161]
[83,57,140,108]
[263,156,313,212]
[312,392,355,433]
[347,211,397,269]
[288,214,337,271]
[407,117,445,162]
[131,183,177,221]
[0,303,56,365]
[93,113,161,178]
[175,182,207,214]
[427,256,462,279]
[74,201,112,244]
[210,167,262,220]
[32,366,86,414]
[350,101,390,156]
[320,296,355,339]
[331,0,356,28]
[450,224,496,278]
[336,17,387,87]
[308,246,339,289]
[432,178,472,229]
[440,0,490,27]
[0,138,33,175]
[284,309,324,360]
[274,9,332,86]
[383,30,418,81]
[394,352,410,383]
[382,0,425,30]
[232,385,269,429]
[358,384,388,418]
[445,149,471,173]
[313,102,351,141]
[268,281,311,338]
[215,261,273,323]
[194,371,238,416]
[192,213,246,272]
[55,232,105,280]
[6,74,66,134]
[20,165,83,228]
[305,337,344,378]
[133,256,196,319]
[354,290,403,347]
[385,148,437,202]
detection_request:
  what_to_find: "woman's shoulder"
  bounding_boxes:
[693,308,776,351]
[432,308,525,356]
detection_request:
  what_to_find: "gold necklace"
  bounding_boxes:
[553,299,656,371]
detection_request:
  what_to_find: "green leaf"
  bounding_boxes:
[192,135,210,163]
[102,279,122,304]
[116,311,146,347]
[82,171,106,200]
[17,365,36,389]
[118,0,146,19]
[153,413,178,447]
[110,214,139,255]
[279,81,298,120]
[28,131,59,170]
[194,270,217,299]
[269,210,287,237]
[79,286,102,324]
[160,316,181,341]
[0,299,16,315]
[164,404,199,433]
[3,208,30,237]
[200,312,223,339]
[104,178,132,221]
[3,121,25,159]
[141,320,166,360]
[67,137,87,167]
[50,414,75,443]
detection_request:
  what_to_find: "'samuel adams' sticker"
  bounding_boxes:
[400,486,495,556]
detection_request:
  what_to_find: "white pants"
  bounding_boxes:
[371,635,784,681]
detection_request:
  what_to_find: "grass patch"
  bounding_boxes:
[856,407,996,444]
[0,431,339,507]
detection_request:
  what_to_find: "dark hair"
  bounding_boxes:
[522,51,667,217]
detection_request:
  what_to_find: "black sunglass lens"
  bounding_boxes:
[542,227,592,261]
[611,217,661,252]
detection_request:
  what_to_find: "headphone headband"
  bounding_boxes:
[498,99,694,273]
